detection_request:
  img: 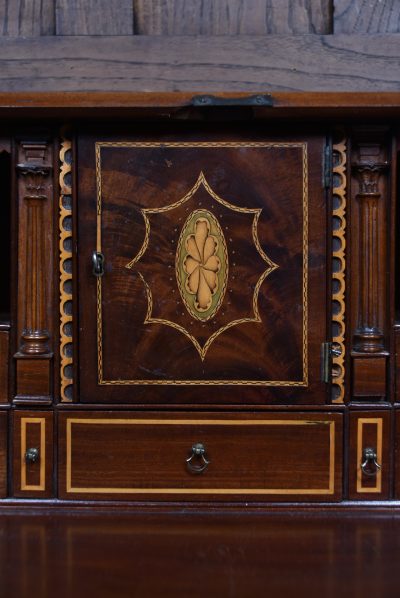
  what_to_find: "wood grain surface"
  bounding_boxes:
[2,1,399,39]
[334,0,400,33]
[0,412,6,497]
[1,91,400,113]
[396,411,400,498]
[348,411,391,500]
[0,0,333,38]
[77,127,327,405]
[349,127,391,403]
[0,331,9,403]
[12,411,54,499]
[55,0,134,35]
[0,0,55,36]
[396,326,400,402]
[0,147,11,322]
[133,0,332,35]
[0,35,399,92]
[58,412,342,502]
[3,1,398,40]
[2,511,400,597]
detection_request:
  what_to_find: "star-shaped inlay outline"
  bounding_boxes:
[125,171,279,360]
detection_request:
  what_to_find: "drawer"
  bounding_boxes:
[348,411,390,500]
[0,411,7,497]
[58,412,342,501]
[395,411,400,499]
[0,329,9,403]
[12,411,54,498]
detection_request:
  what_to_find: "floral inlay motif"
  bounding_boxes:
[177,209,228,321]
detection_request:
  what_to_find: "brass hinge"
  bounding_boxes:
[321,342,341,383]
[323,143,332,189]
[191,94,273,108]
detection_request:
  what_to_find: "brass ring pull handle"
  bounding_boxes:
[361,447,381,477]
[25,447,39,464]
[186,443,210,474]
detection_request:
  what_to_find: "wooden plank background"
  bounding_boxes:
[334,0,400,33]
[132,0,332,35]
[1,1,399,35]
[0,0,399,91]
[0,34,398,92]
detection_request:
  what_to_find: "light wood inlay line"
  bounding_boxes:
[20,418,46,492]
[66,418,335,495]
[356,417,382,493]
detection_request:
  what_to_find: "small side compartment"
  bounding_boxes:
[0,326,9,404]
[349,411,390,499]
[0,411,7,497]
[12,411,53,498]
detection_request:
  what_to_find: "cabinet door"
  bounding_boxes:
[78,127,328,406]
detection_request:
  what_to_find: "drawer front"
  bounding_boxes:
[59,412,342,501]
[395,411,400,499]
[0,330,9,403]
[13,411,54,498]
[348,411,390,500]
[0,412,7,497]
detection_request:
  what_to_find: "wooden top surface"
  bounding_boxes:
[0,91,399,118]
[1,90,400,107]
[0,34,399,96]
[2,510,400,598]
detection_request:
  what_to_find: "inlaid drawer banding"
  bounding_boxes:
[61,416,341,500]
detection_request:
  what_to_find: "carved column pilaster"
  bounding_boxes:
[14,138,54,404]
[352,155,388,353]
[350,129,390,399]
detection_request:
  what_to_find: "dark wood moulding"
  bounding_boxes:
[0,92,400,120]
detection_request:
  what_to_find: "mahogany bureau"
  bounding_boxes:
[0,92,399,507]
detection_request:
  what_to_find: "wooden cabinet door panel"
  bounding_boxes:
[78,127,327,405]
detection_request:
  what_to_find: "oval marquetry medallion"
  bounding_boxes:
[176,209,228,321]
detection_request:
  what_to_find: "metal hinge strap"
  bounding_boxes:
[321,342,342,383]
[191,94,273,108]
[321,342,331,383]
